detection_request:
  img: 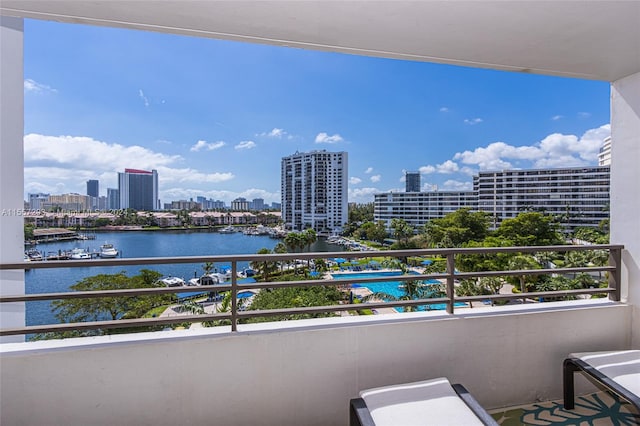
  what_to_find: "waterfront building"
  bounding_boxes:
[598,136,612,166]
[374,190,477,230]
[281,150,348,234]
[118,168,159,211]
[474,166,610,232]
[86,179,99,198]
[107,188,119,210]
[405,171,421,192]
[250,198,265,210]
[167,200,200,210]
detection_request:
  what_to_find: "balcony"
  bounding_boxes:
[0,245,636,425]
[1,1,640,425]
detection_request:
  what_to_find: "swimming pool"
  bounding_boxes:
[331,271,466,311]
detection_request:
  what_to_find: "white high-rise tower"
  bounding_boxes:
[281,150,348,235]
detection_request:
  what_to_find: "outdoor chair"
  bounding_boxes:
[563,350,640,411]
[349,377,498,426]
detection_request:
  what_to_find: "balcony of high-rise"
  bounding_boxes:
[2,2,639,425]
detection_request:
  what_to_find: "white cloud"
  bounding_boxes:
[439,107,450,113]
[138,89,149,107]
[259,128,288,138]
[436,160,459,174]
[23,133,236,200]
[453,124,610,170]
[370,175,381,183]
[464,118,483,125]
[578,112,592,118]
[364,167,373,174]
[235,140,256,150]
[24,79,56,93]
[442,180,473,191]
[348,187,380,203]
[315,132,344,144]
[551,115,563,121]
[349,177,362,184]
[190,140,225,152]
[419,165,436,174]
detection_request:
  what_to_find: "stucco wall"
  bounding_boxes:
[0,301,631,426]
[611,71,640,347]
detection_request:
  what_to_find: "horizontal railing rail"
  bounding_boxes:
[0,244,624,337]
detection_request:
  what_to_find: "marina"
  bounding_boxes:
[24,230,345,328]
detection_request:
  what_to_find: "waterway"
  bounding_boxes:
[25,230,345,327]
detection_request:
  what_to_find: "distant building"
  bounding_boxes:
[405,171,421,192]
[28,193,49,210]
[118,168,159,211]
[374,191,477,230]
[86,180,99,198]
[45,193,91,211]
[271,202,281,210]
[231,197,249,211]
[281,150,348,234]
[167,200,200,210]
[250,198,265,210]
[598,136,612,166]
[107,188,120,210]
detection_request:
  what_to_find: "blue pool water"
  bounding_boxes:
[331,271,467,311]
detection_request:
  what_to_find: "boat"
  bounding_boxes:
[159,276,186,287]
[219,225,236,234]
[99,243,119,258]
[70,248,91,260]
[188,273,224,286]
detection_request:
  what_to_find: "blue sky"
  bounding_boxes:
[23,19,611,205]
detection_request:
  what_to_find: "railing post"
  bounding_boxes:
[446,253,455,314]
[231,261,238,331]
[608,247,621,301]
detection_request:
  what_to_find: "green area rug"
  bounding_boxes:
[491,392,640,425]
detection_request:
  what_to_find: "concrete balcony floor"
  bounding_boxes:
[491,391,640,425]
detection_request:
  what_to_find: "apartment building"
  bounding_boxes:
[281,150,348,234]
[474,166,610,231]
[374,191,477,230]
[118,168,159,211]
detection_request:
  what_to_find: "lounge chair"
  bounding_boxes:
[349,377,498,426]
[563,350,640,411]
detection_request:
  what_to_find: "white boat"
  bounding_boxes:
[188,273,224,286]
[160,276,186,287]
[99,243,119,258]
[219,225,236,234]
[70,248,91,260]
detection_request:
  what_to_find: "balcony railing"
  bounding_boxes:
[0,244,623,338]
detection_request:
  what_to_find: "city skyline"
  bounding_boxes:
[24,19,611,204]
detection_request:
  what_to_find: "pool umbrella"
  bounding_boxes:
[334,258,347,264]
[421,260,433,265]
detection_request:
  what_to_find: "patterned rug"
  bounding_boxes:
[491,392,640,425]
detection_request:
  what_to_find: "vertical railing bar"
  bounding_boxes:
[609,248,622,301]
[231,260,238,331]
[446,253,455,314]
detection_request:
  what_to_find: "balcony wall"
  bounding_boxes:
[0,300,631,426]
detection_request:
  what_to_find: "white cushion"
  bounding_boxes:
[571,350,640,397]
[359,377,485,426]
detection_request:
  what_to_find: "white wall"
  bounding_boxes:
[0,302,631,426]
[0,16,25,344]
[611,71,640,347]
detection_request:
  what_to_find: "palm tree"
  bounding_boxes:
[250,248,277,282]
[508,254,541,298]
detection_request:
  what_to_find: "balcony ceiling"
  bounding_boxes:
[1,1,639,81]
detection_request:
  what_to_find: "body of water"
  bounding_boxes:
[26,230,344,327]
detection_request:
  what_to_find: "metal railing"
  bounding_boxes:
[0,244,623,337]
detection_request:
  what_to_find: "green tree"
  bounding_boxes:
[49,270,173,337]
[423,208,491,247]
[246,286,343,322]
[391,218,414,248]
[508,254,541,294]
[24,224,35,241]
[494,212,563,246]
[250,248,278,281]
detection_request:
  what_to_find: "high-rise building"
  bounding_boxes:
[251,198,265,210]
[281,150,348,234]
[598,136,612,166]
[107,188,120,210]
[118,169,159,211]
[86,180,99,198]
[405,171,421,192]
[231,197,249,211]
